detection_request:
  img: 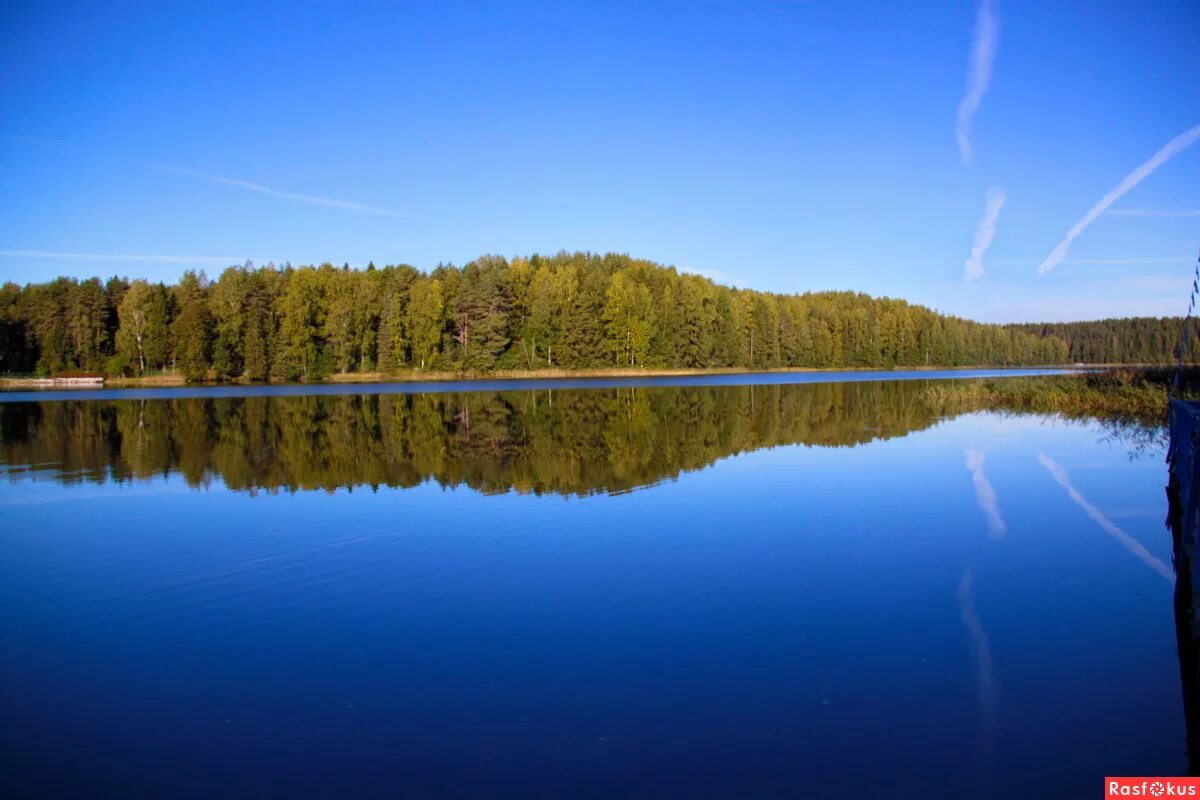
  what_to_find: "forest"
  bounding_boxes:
[1007,318,1199,365]
[0,251,1089,381]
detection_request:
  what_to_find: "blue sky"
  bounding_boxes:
[0,0,1196,322]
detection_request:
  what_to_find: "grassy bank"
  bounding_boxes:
[1,363,1072,390]
[0,373,187,389]
[324,367,793,383]
[321,364,1061,384]
[102,374,188,388]
[924,367,1197,426]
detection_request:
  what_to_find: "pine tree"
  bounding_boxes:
[171,271,212,381]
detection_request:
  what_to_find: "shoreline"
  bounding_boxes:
[0,363,1100,392]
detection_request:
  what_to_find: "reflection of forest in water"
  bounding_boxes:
[0,380,1162,496]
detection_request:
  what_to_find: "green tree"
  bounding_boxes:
[277,267,326,381]
[66,278,108,371]
[171,271,212,381]
[407,276,444,369]
[521,265,575,367]
[116,280,169,374]
[208,266,249,379]
[377,266,419,373]
[450,261,511,370]
[603,271,654,367]
[0,282,31,373]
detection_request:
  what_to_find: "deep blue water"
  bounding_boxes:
[0,375,1183,797]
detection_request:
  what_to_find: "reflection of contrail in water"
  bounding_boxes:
[959,567,997,757]
[1036,452,1173,582]
[965,449,1006,540]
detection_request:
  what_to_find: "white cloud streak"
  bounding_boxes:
[1037,122,1200,278]
[2,136,412,218]
[963,187,1006,281]
[147,163,412,218]
[965,449,1006,539]
[0,250,243,264]
[1108,208,1200,218]
[955,0,998,165]
[1036,451,1172,582]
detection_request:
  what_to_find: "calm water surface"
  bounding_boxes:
[0,375,1182,797]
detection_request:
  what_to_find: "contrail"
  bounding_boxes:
[1036,451,1172,582]
[1,135,413,219]
[963,187,1006,281]
[955,0,999,165]
[147,163,412,218]
[0,250,243,264]
[965,449,1006,538]
[1037,122,1200,278]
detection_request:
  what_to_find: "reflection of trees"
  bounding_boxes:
[0,380,1045,496]
[1096,418,1169,460]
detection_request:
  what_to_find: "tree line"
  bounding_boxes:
[1008,318,1200,365]
[1,252,1075,381]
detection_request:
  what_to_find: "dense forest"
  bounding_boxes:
[0,252,1073,381]
[0,381,967,495]
[1008,318,1200,365]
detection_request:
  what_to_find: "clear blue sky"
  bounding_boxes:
[1,0,1196,322]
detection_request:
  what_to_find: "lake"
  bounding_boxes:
[0,371,1184,797]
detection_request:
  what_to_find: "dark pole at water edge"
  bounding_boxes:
[1171,251,1200,391]
[1166,399,1200,774]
